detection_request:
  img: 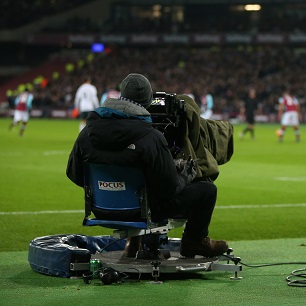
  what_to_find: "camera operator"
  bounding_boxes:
[66,73,228,258]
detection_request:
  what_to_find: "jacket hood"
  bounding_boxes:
[86,102,154,151]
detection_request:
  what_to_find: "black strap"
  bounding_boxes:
[83,185,92,224]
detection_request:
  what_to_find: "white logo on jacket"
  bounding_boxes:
[127,144,136,149]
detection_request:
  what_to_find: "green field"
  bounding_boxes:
[1,118,306,306]
[1,118,306,252]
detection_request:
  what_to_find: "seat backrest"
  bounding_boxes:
[83,163,186,236]
[84,163,147,222]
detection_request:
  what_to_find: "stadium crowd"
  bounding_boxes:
[26,45,306,121]
[2,2,306,121]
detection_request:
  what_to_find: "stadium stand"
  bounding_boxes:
[0,0,92,29]
[0,0,305,122]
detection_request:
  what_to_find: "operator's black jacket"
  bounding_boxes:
[66,98,188,221]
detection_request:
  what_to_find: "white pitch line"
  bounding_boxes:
[43,150,69,156]
[217,203,306,209]
[274,177,306,182]
[1,203,306,215]
[0,150,69,157]
[0,210,83,215]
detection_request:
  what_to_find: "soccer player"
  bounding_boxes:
[239,88,259,140]
[277,88,301,143]
[200,89,214,119]
[9,88,33,136]
[100,83,120,105]
[74,77,99,132]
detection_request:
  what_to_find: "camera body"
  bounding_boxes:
[147,92,187,156]
[148,92,186,128]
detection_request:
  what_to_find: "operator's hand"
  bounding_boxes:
[173,158,186,173]
[180,156,197,184]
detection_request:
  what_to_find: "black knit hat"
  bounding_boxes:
[120,73,153,108]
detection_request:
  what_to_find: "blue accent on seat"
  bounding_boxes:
[84,163,145,211]
[83,163,149,230]
[84,219,148,230]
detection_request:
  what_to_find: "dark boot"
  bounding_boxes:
[124,236,142,257]
[180,236,228,258]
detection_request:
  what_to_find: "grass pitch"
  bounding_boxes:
[0,118,305,252]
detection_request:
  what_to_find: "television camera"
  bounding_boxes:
[147,92,187,157]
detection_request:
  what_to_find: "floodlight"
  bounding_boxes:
[245,4,261,11]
